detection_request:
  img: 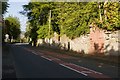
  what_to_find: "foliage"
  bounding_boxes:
[96,2,120,31]
[5,16,21,40]
[1,1,9,41]
[37,25,48,39]
[103,2,120,30]
[1,2,9,14]
[24,21,31,38]
[22,2,120,41]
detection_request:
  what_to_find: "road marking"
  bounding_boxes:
[81,71,92,74]
[69,63,102,74]
[41,56,52,61]
[32,51,38,55]
[59,64,88,76]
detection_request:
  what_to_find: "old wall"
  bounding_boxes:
[89,27,105,54]
[69,35,90,54]
[37,30,120,56]
[104,31,120,56]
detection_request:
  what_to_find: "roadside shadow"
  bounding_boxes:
[106,46,119,56]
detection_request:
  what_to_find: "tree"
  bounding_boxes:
[1,1,9,42]
[54,2,90,39]
[102,2,120,30]
[24,21,32,42]
[22,2,120,44]
[21,2,54,46]
[1,1,9,14]
[5,16,21,42]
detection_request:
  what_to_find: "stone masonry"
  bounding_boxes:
[37,30,120,56]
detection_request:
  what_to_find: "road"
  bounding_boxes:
[23,43,119,79]
[9,44,92,78]
[7,43,119,80]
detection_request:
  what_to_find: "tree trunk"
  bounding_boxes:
[98,2,102,22]
[104,0,108,21]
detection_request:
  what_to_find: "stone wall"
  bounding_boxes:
[104,31,120,56]
[69,35,90,54]
[37,30,120,56]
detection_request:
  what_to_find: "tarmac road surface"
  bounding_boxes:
[9,44,91,78]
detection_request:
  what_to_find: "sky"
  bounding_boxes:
[4,0,30,31]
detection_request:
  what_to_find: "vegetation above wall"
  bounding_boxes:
[21,2,120,45]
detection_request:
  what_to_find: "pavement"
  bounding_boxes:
[0,27,2,79]
[2,43,16,79]
[0,44,2,79]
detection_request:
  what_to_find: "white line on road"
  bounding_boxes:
[69,63,102,74]
[59,64,88,76]
[81,71,92,74]
[41,56,52,61]
[32,51,38,55]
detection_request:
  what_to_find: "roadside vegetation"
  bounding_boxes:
[2,1,21,43]
[4,16,21,42]
[21,2,120,46]
[19,1,120,64]
[1,1,9,41]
